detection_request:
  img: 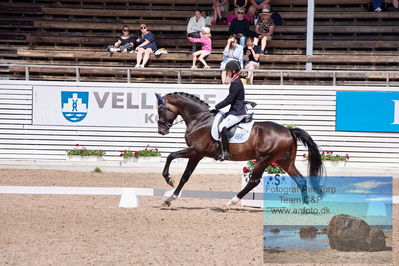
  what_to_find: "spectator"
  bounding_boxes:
[227,5,251,24]
[248,0,271,21]
[106,25,134,53]
[233,0,248,12]
[372,0,398,11]
[187,10,206,53]
[254,9,274,54]
[221,36,243,84]
[213,0,228,24]
[228,7,250,46]
[134,24,157,68]
[243,37,261,84]
[187,27,212,69]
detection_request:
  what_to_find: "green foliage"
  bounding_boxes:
[119,145,161,158]
[120,150,140,159]
[67,144,105,157]
[243,160,285,174]
[284,124,298,129]
[93,167,102,173]
[302,151,349,162]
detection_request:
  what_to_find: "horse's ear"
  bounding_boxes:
[155,93,163,106]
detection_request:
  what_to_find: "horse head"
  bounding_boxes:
[155,93,179,135]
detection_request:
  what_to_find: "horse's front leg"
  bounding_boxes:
[162,157,202,207]
[162,147,197,187]
[224,156,270,210]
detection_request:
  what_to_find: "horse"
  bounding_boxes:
[155,92,325,209]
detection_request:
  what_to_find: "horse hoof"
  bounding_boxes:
[162,199,171,207]
[167,178,175,188]
[222,203,230,211]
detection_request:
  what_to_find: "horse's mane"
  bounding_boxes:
[165,92,210,108]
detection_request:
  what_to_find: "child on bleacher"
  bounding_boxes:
[107,25,134,53]
[187,27,212,69]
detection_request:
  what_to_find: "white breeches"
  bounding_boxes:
[218,114,245,132]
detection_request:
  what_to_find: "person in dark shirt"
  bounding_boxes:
[211,60,246,161]
[134,24,157,68]
[106,25,134,53]
[228,7,250,46]
[243,37,261,84]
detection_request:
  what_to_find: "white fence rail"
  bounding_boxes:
[1,80,398,168]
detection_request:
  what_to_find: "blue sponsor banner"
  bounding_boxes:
[336,91,399,132]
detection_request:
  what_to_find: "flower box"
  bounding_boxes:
[67,155,103,162]
[137,156,162,162]
[119,157,138,166]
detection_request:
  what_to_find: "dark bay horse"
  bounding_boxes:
[156,92,324,209]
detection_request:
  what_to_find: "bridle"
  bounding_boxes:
[158,103,182,130]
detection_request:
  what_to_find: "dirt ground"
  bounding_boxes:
[0,169,397,265]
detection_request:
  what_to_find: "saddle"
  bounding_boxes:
[211,111,255,144]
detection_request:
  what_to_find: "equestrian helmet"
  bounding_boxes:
[224,60,241,72]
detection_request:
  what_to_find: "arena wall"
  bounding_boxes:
[0,80,398,168]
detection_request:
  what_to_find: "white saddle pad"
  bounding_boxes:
[211,111,255,144]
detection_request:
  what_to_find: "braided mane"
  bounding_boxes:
[165,92,210,108]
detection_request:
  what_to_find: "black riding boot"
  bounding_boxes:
[219,127,232,161]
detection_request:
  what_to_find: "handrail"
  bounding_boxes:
[2,63,395,86]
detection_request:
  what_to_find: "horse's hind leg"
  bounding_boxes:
[162,157,201,207]
[278,159,309,204]
[224,156,270,210]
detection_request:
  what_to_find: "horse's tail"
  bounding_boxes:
[290,128,325,195]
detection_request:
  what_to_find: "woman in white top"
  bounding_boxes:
[186,10,206,53]
[220,36,243,84]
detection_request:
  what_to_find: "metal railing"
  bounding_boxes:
[3,64,397,87]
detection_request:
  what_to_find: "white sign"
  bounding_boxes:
[32,86,227,127]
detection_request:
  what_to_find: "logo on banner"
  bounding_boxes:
[61,91,89,122]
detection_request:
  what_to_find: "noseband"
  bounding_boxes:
[158,103,180,129]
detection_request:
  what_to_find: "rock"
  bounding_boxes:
[327,214,387,251]
[318,227,328,234]
[270,228,280,233]
[299,226,317,238]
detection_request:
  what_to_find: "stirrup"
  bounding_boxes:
[218,151,232,161]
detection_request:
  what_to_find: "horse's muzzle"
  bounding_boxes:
[158,127,169,135]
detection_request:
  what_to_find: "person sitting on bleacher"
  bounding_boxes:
[220,36,243,84]
[229,7,250,46]
[187,27,212,69]
[227,4,251,25]
[243,37,261,84]
[187,10,206,53]
[106,25,134,53]
[134,24,157,68]
[248,0,271,22]
[212,0,229,24]
[254,9,274,54]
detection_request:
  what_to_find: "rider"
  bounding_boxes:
[212,60,246,161]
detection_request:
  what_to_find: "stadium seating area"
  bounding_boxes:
[1,0,399,85]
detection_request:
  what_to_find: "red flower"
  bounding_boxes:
[119,154,123,157]
[243,167,250,173]
[336,154,339,157]
[99,150,104,152]
[346,154,350,159]
[271,162,278,166]
[79,149,84,153]
[302,153,307,158]
[329,151,334,154]
[154,148,158,152]
[134,152,139,155]
[75,144,80,146]
[322,151,325,155]
[252,160,256,164]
